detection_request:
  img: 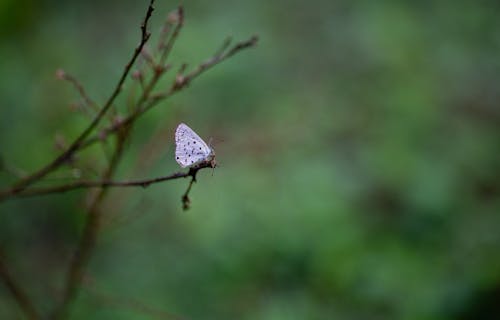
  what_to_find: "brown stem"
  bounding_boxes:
[158,6,184,66]
[50,134,127,320]
[6,162,213,199]
[0,249,40,319]
[48,4,157,318]
[56,69,99,113]
[181,176,196,211]
[0,1,256,318]
[77,35,259,150]
[0,0,155,200]
[181,165,210,211]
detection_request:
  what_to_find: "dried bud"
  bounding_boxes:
[72,168,82,179]
[55,68,66,80]
[154,65,164,74]
[54,133,67,150]
[167,10,179,24]
[174,74,186,89]
[98,130,107,141]
[113,115,124,126]
[141,47,154,65]
[132,70,143,80]
[69,102,81,112]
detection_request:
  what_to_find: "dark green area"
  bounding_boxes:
[0,1,499,319]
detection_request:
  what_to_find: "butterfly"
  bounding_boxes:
[175,123,216,168]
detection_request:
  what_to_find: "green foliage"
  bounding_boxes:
[1,1,499,319]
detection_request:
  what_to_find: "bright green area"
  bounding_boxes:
[1,1,499,319]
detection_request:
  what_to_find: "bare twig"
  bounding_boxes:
[56,69,99,113]
[50,135,127,320]
[0,3,257,204]
[48,3,157,319]
[0,249,40,320]
[8,161,213,199]
[77,35,259,150]
[159,6,184,66]
[0,0,155,200]
[135,6,184,109]
[181,175,196,211]
[0,1,256,319]
[214,36,232,58]
[146,35,259,111]
[180,35,259,87]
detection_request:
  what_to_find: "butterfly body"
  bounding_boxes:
[175,123,215,168]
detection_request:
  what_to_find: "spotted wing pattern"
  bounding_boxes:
[175,123,213,168]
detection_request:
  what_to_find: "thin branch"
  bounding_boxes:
[145,35,259,112]
[158,6,184,66]
[181,175,196,211]
[56,69,99,113]
[9,162,213,199]
[49,3,156,319]
[134,6,183,110]
[50,138,127,320]
[213,36,232,58]
[0,0,155,200]
[0,1,255,319]
[140,2,155,40]
[179,35,259,89]
[0,5,257,204]
[78,35,259,150]
[0,250,40,320]
[140,48,157,69]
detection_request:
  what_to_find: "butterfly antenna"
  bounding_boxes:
[210,159,217,176]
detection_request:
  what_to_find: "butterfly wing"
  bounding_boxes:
[175,123,213,168]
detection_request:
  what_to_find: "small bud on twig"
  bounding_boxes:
[54,134,67,151]
[141,47,156,68]
[113,115,125,127]
[131,70,143,80]
[167,10,180,24]
[72,169,82,179]
[55,68,66,80]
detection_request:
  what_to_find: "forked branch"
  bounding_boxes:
[0,0,155,199]
[78,35,258,150]
[0,2,257,318]
[0,4,257,203]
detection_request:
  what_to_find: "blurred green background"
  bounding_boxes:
[1,0,500,319]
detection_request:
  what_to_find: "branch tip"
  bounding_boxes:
[55,68,66,79]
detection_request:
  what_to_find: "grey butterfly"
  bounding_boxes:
[175,123,215,168]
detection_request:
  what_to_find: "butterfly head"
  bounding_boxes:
[207,148,217,169]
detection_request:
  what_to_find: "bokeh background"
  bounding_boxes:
[1,0,500,319]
